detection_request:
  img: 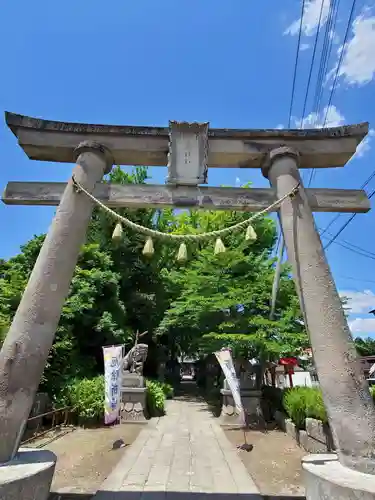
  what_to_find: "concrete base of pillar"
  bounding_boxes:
[0,448,56,500]
[303,453,375,500]
[120,387,148,423]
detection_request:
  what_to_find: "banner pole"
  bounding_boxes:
[214,348,253,452]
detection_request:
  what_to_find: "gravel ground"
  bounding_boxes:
[224,427,306,497]
[26,424,142,495]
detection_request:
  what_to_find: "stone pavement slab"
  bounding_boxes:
[94,396,261,499]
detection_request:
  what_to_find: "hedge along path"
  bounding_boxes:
[72,176,300,261]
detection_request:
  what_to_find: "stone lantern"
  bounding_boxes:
[167,121,209,186]
[239,358,263,391]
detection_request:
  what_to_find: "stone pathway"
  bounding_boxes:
[94,397,261,498]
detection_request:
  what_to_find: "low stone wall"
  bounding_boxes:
[274,409,286,432]
[274,410,335,453]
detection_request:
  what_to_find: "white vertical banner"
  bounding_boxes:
[103,345,123,425]
[214,348,245,424]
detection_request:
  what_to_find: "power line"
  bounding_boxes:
[320,212,342,237]
[307,0,355,187]
[338,275,375,285]
[272,0,306,315]
[322,0,357,126]
[306,0,340,186]
[324,0,341,86]
[324,213,368,250]
[319,227,375,255]
[324,188,375,250]
[300,0,325,129]
[310,0,339,126]
[334,238,375,259]
[320,229,375,259]
[300,0,325,185]
[361,170,375,190]
[320,168,375,237]
[321,233,375,260]
[274,0,306,259]
[287,0,306,128]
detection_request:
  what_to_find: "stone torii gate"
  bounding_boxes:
[1,112,375,500]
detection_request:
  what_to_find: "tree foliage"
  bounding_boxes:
[0,167,165,397]
[0,167,309,401]
[157,209,308,360]
[355,337,375,356]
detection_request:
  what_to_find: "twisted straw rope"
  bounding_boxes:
[72,176,300,242]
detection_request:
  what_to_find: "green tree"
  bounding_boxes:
[355,337,375,356]
[0,166,166,396]
[0,239,128,396]
[0,238,46,347]
[156,208,308,361]
[87,166,169,335]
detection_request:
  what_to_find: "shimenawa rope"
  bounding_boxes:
[71,176,300,259]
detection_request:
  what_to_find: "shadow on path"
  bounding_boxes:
[173,381,221,417]
[173,380,203,400]
[49,491,306,500]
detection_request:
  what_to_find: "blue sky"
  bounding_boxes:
[0,0,375,336]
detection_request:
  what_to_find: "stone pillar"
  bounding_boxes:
[262,147,375,474]
[0,141,113,464]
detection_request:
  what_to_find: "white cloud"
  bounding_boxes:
[328,9,375,86]
[293,104,345,129]
[355,128,375,158]
[300,43,311,51]
[340,290,375,314]
[235,177,241,187]
[329,29,340,44]
[285,0,331,37]
[348,318,375,335]
[275,124,285,129]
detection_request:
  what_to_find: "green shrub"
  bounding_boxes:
[283,386,327,428]
[56,375,104,424]
[160,382,174,399]
[146,379,166,416]
[283,387,309,429]
[305,387,328,424]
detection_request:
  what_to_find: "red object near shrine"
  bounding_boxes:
[279,357,298,387]
[279,357,298,366]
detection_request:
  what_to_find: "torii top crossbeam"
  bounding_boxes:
[5,112,368,169]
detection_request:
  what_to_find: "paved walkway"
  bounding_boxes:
[94,396,261,499]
